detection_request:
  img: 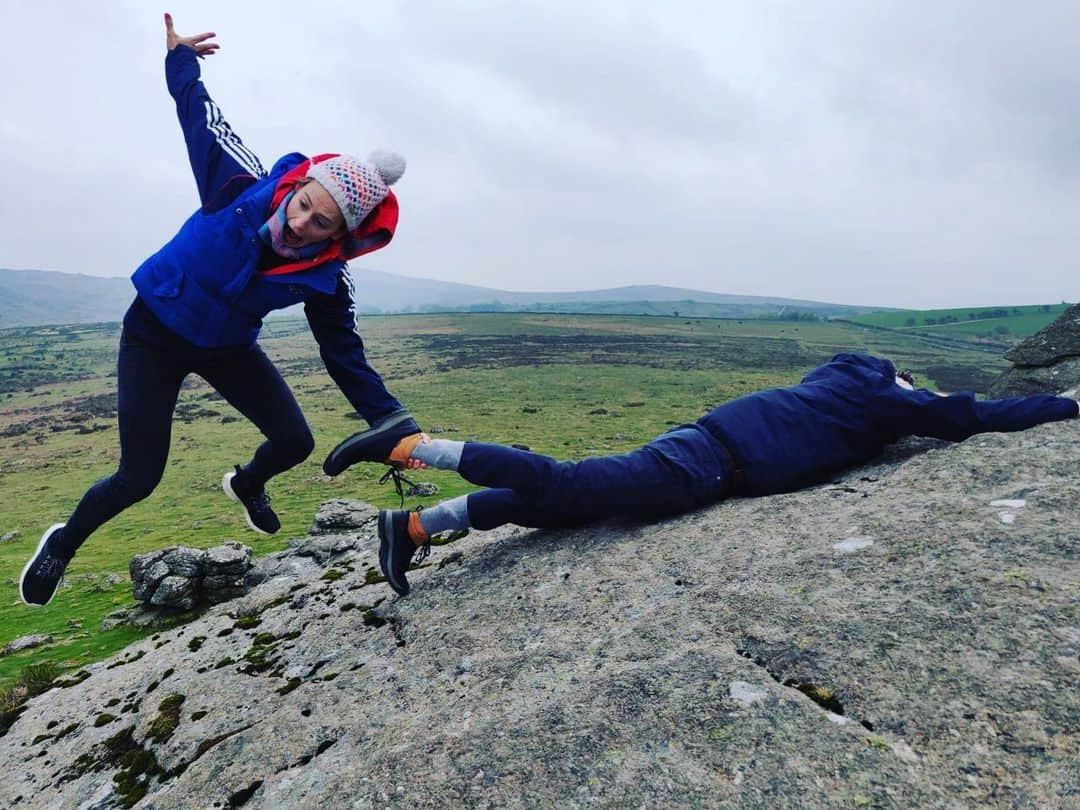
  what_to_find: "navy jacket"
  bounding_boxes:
[695,353,1077,497]
[129,46,399,416]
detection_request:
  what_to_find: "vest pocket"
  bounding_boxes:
[150,264,185,299]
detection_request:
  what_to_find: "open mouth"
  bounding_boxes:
[283,225,302,247]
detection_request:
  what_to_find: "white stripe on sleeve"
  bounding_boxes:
[203,100,266,178]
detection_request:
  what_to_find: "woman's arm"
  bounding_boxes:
[163,12,265,207]
[304,273,411,426]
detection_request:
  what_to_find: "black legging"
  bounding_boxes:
[58,321,313,556]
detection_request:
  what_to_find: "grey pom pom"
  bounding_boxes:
[368,149,406,185]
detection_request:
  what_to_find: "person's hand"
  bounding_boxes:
[164,12,219,57]
[403,434,431,470]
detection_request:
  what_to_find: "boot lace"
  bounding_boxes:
[378,467,419,508]
[248,491,272,512]
[411,542,431,565]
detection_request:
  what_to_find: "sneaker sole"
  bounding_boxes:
[379,511,409,596]
[19,523,67,608]
[222,472,273,536]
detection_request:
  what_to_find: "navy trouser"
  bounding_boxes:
[59,304,317,555]
[462,426,734,530]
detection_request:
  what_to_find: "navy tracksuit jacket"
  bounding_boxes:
[461,353,1078,530]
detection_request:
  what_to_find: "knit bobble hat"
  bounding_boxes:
[306,151,406,232]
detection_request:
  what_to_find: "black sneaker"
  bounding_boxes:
[20,523,71,607]
[323,411,422,476]
[378,510,429,596]
[222,466,281,535]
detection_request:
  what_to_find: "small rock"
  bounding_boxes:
[310,499,378,535]
[205,542,252,576]
[100,609,133,631]
[2,634,54,656]
[729,681,767,706]
[150,576,196,608]
[833,537,874,553]
[162,547,205,578]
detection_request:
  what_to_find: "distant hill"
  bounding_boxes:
[0,270,133,328]
[0,267,875,328]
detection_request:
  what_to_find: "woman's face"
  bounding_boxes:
[283,180,346,247]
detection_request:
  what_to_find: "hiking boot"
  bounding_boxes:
[378,509,430,596]
[323,411,422,476]
[222,466,281,535]
[20,523,72,607]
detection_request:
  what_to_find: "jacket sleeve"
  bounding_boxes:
[165,45,267,207]
[882,387,1078,442]
[304,271,407,425]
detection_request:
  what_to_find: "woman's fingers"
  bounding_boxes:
[164,13,219,55]
[164,12,177,49]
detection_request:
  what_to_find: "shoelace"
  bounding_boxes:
[33,555,66,580]
[378,467,419,508]
[376,469,430,563]
[410,504,431,565]
[248,491,273,512]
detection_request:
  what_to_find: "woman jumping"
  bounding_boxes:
[19,15,422,606]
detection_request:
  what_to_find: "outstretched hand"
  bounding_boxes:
[164,12,219,57]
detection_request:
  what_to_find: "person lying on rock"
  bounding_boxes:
[19,14,422,607]
[324,352,1079,597]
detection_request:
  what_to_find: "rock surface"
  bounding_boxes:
[990,304,1080,396]
[1,423,1078,808]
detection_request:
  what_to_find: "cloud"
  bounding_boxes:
[0,0,1076,307]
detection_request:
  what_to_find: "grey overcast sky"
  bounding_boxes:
[1,1,1077,308]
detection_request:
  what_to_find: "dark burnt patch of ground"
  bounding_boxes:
[924,364,1000,394]
[418,333,810,372]
[0,324,120,394]
[0,392,227,438]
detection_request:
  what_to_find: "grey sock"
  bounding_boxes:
[411,439,464,471]
[418,494,471,536]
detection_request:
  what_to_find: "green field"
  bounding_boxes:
[0,310,1040,688]
[841,303,1069,342]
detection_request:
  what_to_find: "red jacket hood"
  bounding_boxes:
[260,153,399,277]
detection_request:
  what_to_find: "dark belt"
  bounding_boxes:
[711,436,746,496]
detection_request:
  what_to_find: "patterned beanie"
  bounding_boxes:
[306,150,406,232]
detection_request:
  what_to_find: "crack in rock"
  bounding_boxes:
[735,644,874,732]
